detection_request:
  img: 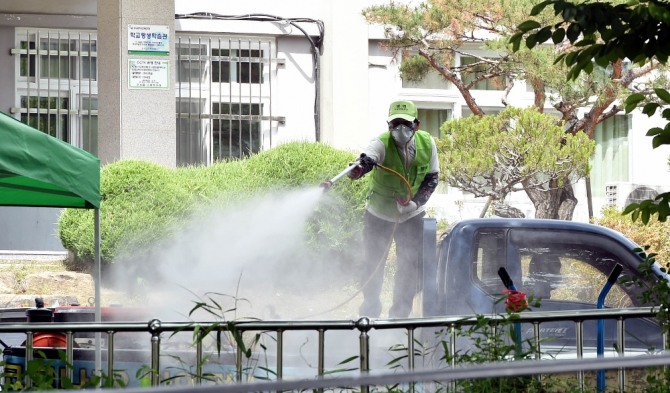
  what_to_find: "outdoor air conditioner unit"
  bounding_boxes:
[605,182,664,210]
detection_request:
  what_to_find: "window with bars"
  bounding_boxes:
[13,29,98,155]
[12,30,278,163]
[212,49,264,84]
[212,103,262,160]
[175,35,277,166]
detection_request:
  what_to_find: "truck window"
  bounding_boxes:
[509,229,642,308]
[473,229,507,294]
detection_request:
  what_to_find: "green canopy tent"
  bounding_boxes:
[0,111,102,322]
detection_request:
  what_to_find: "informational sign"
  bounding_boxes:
[128,24,170,55]
[128,59,169,89]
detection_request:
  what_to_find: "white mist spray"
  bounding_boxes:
[107,186,362,321]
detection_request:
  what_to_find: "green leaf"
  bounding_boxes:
[552,28,565,44]
[535,27,552,44]
[518,20,542,32]
[510,32,523,52]
[562,5,578,21]
[625,93,646,113]
[583,60,594,74]
[652,132,670,148]
[655,88,670,104]
[564,51,578,66]
[642,209,651,225]
[530,1,553,16]
[646,127,663,137]
[566,23,581,42]
[642,102,660,116]
[575,37,596,47]
[622,204,637,215]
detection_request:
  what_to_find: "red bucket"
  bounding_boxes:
[32,333,67,348]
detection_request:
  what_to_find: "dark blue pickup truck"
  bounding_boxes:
[424,218,668,353]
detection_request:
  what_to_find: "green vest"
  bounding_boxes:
[369,130,433,219]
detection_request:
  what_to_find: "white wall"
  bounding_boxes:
[629,112,670,186]
[273,36,319,144]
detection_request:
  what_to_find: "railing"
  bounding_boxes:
[0,307,664,392]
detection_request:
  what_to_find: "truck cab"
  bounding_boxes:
[431,218,665,353]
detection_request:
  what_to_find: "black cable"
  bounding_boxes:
[174,13,325,141]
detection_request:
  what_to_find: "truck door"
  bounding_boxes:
[505,228,661,354]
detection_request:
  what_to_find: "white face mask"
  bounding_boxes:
[391,124,414,144]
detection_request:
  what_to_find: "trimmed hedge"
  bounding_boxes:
[58,142,369,267]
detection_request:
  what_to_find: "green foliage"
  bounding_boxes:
[595,207,670,390]
[1,350,126,390]
[514,0,670,223]
[58,142,369,267]
[172,290,276,382]
[596,207,670,264]
[398,55,431,82]
[378,296,587,392]
[436,106,594,201]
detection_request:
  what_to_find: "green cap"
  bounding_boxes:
[387,100,418,122]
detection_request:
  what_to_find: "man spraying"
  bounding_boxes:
[347,100,440,318]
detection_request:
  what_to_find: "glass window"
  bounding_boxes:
[176,98,207,166]
[509,229,642,308]
[175,35,274,166]
[460,56,506,91]
[212,103,262,160]
[472,227,645,308]
[591,115,630,198]
[473,229,507,294]
[80,96,98,156]
[19,95,69,142]
[176,43,208,83]
[20,34,97,81]
[402,69,450,90]
[15,29,98,155]
[212,49,264,84]
[417,108,451,138]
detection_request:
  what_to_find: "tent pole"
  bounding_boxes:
[94,208,102,383]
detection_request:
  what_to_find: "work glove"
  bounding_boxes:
[347,164,363,180]
[396,198,418,215]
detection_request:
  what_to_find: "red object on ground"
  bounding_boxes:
[33,333,67,347]
[503,289,528,312]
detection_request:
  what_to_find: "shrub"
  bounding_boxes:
[58,142,369,268]
[594,206,670,264]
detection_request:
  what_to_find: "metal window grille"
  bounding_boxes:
[11,29,98,155]
[176,35,284,166]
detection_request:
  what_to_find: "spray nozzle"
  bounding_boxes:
[320,157,363,192]
[320,180,333,191]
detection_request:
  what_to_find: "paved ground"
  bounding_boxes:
[0,250,67,262]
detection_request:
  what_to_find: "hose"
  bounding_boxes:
[375,163,414,202]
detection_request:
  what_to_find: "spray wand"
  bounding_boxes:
[319,153,414,200]
[319,158,363,191]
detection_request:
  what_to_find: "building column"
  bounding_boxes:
[320,0,371,150]
[97,0,176,167]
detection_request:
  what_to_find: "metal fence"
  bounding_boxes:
[0,307,666,392]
